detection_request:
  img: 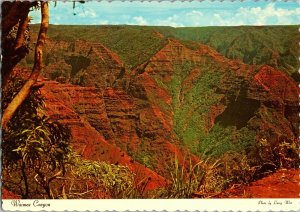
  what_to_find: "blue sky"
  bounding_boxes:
[30,0,299,27]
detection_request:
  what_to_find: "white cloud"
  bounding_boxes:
[99,20,109,25]
[77,9,97,18]
[152,3,299,27]
[216,3,300,26]
[132,16,148,25]
[153,11,204,27]
[130,3,298,27]
[154,15,184,27]
[186,10,204,17]
[185,10,204,25]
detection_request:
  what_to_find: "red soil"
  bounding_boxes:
[2,188,21,199]
[39,78,166,191]
[216,169,300,198]
[252,65,299,102]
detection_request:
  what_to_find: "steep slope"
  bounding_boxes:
[39,75,197,181]
[119,38,299,186]
[37,36,298,181]
[42,39,125,89]
[158,26,299,81]
[39,77,166,190]
[129,39,298,154]
[17,25,299,195]
[36,37,198,178]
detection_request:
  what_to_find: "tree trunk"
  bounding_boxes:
[14,16,30,51]
[1,1,31,37]
[2,15,31,91]
[1,1,49,130]
[21,161,29,199]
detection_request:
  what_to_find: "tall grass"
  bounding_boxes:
[153,154,220,198]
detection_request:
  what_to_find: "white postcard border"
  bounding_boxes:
[2,199,300,211]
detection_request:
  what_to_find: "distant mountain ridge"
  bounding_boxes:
[27,24,299,81]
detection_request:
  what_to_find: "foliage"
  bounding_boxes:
[70,155,136,198]
[1,78,137,198]
[154,154,220,198]
[1,77,142,199]
[198,124,256,158]
[2,77,72,198]
[196,124,260,187]
[201,133,299,189]
[255,138,299,172]
[164,62,223,151]
[217,152,257,186]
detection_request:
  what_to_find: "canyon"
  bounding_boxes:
[4,25,299,198]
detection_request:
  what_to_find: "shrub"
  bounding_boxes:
[154,154,220,198]
[2,77,72,199]
[253,138,300,177]
[70,155,136,198]
[217,152,256,185]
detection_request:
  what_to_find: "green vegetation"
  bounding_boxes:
[30,25,168,69]
[29,24,299,80]
[134,150,155,170]
[156,61,224,151]
[1,78,139,199]
[2,78,72,198]
[154,155,220,198]
[256,138,299,170]
[69,155,137,198]
[161,26,299,80]
[197,125,256,158]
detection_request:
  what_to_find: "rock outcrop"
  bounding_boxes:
[40,78,166,190]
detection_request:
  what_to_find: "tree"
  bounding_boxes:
[1,1,70,199]
[1,1,138,199]
[2,1,49,129]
